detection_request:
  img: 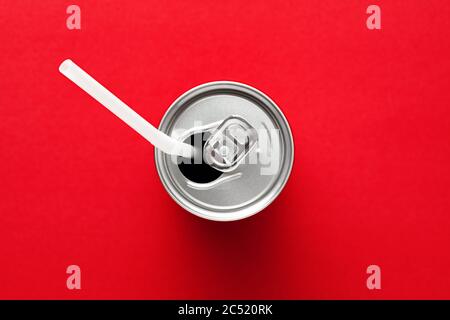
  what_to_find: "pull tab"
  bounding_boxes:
[203,116,258,172]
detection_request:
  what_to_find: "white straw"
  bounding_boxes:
[59,59,195,158]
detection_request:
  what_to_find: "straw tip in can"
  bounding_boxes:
[59,59,73,74]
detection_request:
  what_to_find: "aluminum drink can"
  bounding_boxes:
[155,81,294,221]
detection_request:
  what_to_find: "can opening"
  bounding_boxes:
[178,132,223,184]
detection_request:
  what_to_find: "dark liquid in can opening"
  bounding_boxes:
[178,132,222,184]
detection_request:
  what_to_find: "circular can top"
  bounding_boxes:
[155,81,294,221]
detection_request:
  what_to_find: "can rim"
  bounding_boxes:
[154,81,295,221]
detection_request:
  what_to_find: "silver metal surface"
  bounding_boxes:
[155,81,294,221]
[203,116,258,172]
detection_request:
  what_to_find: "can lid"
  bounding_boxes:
[155,81,294,221]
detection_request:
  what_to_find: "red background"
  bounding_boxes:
[1,0,450,299]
